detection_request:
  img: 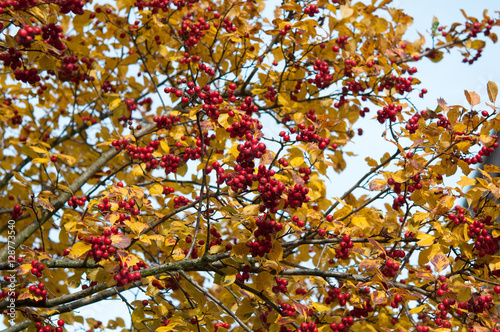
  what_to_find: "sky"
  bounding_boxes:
[5,0,500,330]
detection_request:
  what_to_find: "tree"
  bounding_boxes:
[1,0,500,331]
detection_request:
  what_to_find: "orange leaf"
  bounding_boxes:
[111,234,132,249]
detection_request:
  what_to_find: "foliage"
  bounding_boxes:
[1,0,500,332]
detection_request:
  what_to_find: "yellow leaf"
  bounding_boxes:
[58,154,76,166]
[124,219,148,235]
[289,156,304,168]
[457,287,471,302]
[430,252,449,273]
[464,90,480,107]
[30,146,48,154]
[15,264,33,275]
[160,140,170,154]
[351,216,369,229]
[111,234,132,249]
[242,204,259,216]
[255,271,273,293]
[109,98,121,110]
[32,158,50,164]
[416,233,435,247]
[487,81,498,103]
[68,242,92,259]
[37,197,54,212]
[340,4,354,19]
[457,176,475,189]
[488,259,500,271]
[410,305,425,314]
[359,258,381,271]
[221,273,236,286]
[149,183,164,196]
[268,241,283,261]
[232,243,250,257]
[14,172,29,184]
[235,298,255,321]
[370,290,387,305]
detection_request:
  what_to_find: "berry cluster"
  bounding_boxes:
[284,183,310,209]
[457,292,495,315]
[154,114,180,129]
[182,132,214,161]
[11,204,22,220]
[2,0,36,10]
[14,68,40,85]
[380,258,399,278]
[465,20,494,38]
[335,35,349,49]
[173,195,192,208]
[329,317,355,332]
[177,16,210,48]
[97,197,112,214]
[160,154,182,175]
[67,195,87,209]
[214,322,230,331]
[41,23,66,54]
[162,185,175,195]
[295,287,307,295]
[238,96,258,116]
[256,165,286,214]
[390,294,404,308]
[462,135,498,165]
[290,80,303,101]
[179,52,200,64]
[152,276,179,291]
[304,4,319,17]
[16,25,41,48]
[101,79,116,93]
[28,282,48,301]
[377,75,413,95]
[226,114,262,139]
[468,219,499,257]
[345,79,367,95]
[34,320,65,332]
[405,111,423,134]
[117,198,140,216]
[435,276,449,297]
[57,0,85,15]
[309,59,333,89]
[58,55,92,84]
[349,298,374,319]
[297,322,318,332]
[278,301,296,317]
[0,47,23,70]
[447,206,468,225]
[291,216,305,228]
[295,122,331,149]
[325,287,351,305]
[221,17,237,33]
[80,229,118,262]
[113,261,147,286]
[247,235,272,258]
[435,113,450,128]
[376,104,402,123]
[461,47,483,65]
[298,167,312,182]
[335,234,353,260]
[30,260,45,278]
[235,265,251,283]
[272,277,288,294]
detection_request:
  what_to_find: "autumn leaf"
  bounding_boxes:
[68,242,92,259]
